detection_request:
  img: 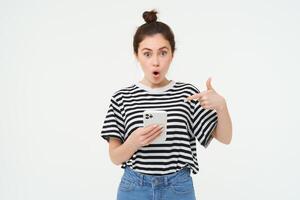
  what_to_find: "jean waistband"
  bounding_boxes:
[122,166,191,187]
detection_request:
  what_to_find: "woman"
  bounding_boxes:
[100,9,232,200]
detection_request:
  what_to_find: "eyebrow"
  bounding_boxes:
[141,46,169,51]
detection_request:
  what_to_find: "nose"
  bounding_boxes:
[152,55,159,67]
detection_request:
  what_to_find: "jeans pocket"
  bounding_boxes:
[170,176,194,194]
[118,177,136,192]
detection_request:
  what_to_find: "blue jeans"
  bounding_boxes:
[117,166,196,200]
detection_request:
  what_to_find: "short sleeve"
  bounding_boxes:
[191,91,218,148]
[100,96,125,143]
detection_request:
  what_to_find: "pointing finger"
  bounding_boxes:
[186,93,204,101]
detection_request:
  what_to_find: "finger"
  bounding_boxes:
[201,100,211,107]
[186,93,204,101]
[204,105,214,110]
[200,100,208,106]
[142,124,159,135]
[206,77,215,91]
[144,125,163,138]
[144,129,163,145]
[201,101,213,109]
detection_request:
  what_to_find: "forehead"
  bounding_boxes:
[139,33,171,50]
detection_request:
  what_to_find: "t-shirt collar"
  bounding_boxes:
[135,80,176,94]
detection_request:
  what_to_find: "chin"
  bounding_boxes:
[152,79,163,84]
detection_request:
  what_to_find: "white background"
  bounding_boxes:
[1,0,300,199]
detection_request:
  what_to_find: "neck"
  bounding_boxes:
[140,77,171,89]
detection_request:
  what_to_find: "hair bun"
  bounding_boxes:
[143,10,158,24]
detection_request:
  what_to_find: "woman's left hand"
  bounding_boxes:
[186,77,226,112]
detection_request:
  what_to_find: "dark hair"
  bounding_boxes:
[133,9,176,56]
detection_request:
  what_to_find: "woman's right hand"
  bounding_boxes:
[126,124,163,149]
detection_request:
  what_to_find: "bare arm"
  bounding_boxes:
[186,78,232,145]
[108,125,163,165]
[213,101,232,144]
[109,138,138,165]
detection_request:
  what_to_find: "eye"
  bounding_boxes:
[160,51,167,56]
[143,52,151,57]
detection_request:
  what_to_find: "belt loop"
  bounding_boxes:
[164,176,168,186]
[140,174,144,186]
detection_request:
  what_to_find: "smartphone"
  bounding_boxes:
[143,110,168,144]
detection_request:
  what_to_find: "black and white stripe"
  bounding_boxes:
[100,81,218,175]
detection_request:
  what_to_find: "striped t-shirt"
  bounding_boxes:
[100,80,218,175]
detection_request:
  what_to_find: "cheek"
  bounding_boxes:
[162,59,172,71]
[139,60,150,70]
[140,64,153,76]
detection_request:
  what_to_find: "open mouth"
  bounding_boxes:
[153,71,159,76]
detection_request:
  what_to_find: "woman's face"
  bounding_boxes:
[135,33,173,87]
